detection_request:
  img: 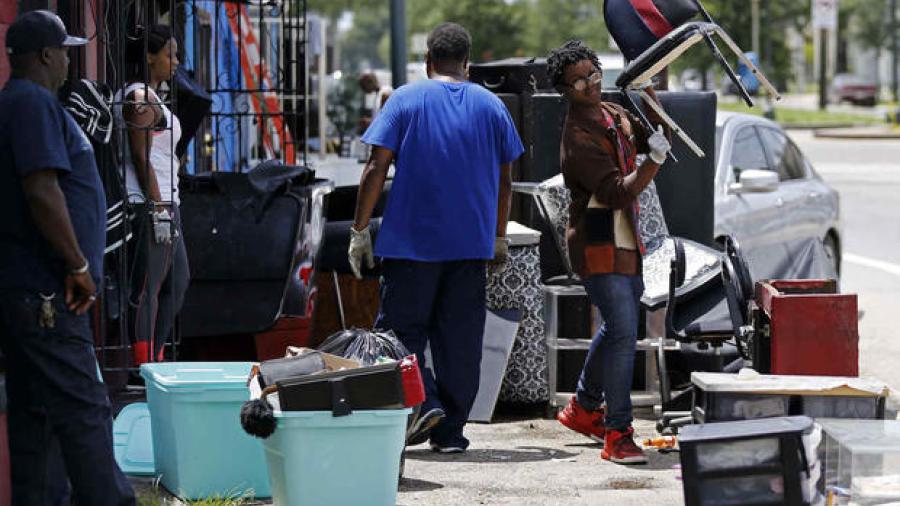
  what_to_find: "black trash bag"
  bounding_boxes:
[317,328,410,365]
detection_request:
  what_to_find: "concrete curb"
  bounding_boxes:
[782,122,856,130]
[813,127,900,139]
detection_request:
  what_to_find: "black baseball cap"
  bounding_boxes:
[6,10,88,56]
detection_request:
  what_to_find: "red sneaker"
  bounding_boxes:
[556,397,606,441]
[601,427,648,464]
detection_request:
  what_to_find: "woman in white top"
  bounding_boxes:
[119,24,189,365]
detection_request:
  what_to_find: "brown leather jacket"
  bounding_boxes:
[560,100,668,277]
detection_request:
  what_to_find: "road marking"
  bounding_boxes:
[844,253,900,278]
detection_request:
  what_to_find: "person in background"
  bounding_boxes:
[348,22,523,453]
[117,24,190,365]
[548,40,670,464]
[356,72,393,135]
[0,10,135,505]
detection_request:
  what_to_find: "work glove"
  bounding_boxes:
[648,125,671,165]
[348,225,375,279]
[152,208,173,245]
[488,237,510,277]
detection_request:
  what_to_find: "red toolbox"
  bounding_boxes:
[755,280,858,376]
[254,317,312,361]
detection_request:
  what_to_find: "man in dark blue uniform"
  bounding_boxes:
[349,23,524,453]
[0,10,135,505]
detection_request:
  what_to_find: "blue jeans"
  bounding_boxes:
[575,274,644,430]
[0,290,135,505]
[375,259,486,449]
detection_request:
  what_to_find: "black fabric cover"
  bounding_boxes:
[172,67,212,158]
[468,57,554,95]
[178,168,312,337]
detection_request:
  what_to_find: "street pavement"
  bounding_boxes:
[789,130,900,393]
[398,411,683,506]
[133,128,897,506]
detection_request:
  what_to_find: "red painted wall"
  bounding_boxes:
[0,0,17,88]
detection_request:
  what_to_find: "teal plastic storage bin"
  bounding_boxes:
[140,362,270,500]
[264,408,410,506]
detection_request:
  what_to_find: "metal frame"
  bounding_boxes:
[617,21,782,162]
[57,0,309,402]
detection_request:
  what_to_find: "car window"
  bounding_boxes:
[728,126,769,182]
[759,127,806,181]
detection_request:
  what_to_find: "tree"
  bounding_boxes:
[668,0,808,91]
[407,0,527,62]
[339,3,391,71]
[523,0,611,57]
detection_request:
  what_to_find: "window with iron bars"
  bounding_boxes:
[54,0,310,400]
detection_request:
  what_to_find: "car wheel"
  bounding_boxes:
[823,235,840,277]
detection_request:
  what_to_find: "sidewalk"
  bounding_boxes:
[398,409,683,506]
[131,408,685,505]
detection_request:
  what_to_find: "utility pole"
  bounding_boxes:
[389,0,407,89]
[892,0,898,102]
[752,0,761,55]
[819,28,828,110]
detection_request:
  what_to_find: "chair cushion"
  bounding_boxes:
[616,22,713,88]
[683,315,733,337]
[604,0,701,61]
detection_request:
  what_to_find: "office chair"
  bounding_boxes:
[655,236,755,433]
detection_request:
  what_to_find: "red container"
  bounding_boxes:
[0,413,9,506]
[400,355,426,407]
[254,317,312,361]
[756,279,858,377]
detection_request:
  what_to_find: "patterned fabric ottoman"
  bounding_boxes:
[486,222,548,403]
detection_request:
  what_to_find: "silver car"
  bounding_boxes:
[714,112,842,275]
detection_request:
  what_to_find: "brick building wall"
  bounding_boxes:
[0,0,16,87]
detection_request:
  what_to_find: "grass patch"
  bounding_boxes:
[717,101,882,126]
[136,481,252,506]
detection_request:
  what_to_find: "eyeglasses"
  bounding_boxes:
[565,71,603,92]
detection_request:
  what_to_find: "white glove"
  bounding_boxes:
[348,225,375,279]
[488,237,510,276]
[152,208,172,245]
[648,125,670,165]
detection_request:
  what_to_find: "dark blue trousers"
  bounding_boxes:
[375,259,486,449]
[0,290,135,506]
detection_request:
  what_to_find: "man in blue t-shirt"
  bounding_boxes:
[0,10,134,505]
[349,22,524,453]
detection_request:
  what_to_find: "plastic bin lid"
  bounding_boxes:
[679,416,814,444]
[113,402,155,476]
[139,362,253,389]
[818,418,900,452]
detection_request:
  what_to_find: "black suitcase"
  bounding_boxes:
[468,57,554,95]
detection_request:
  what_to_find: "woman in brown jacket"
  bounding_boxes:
[548,40,670,464]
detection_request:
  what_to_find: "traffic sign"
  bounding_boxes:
[812,0,839,30]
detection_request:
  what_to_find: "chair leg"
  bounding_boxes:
[655,341,672,405]
[638,90,705,158]
[701,32,755,107]
[621,90,680,163]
